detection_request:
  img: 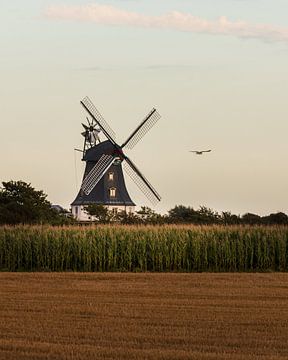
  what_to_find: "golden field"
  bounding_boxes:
[1,273,288,359]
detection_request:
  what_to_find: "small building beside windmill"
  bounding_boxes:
[71,141,135,222]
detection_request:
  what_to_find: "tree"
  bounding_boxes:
[0,180,64,225]
[116,210,140,224]
[84,204,112,223]
[197,206,220,224]
[221,211,241,225]
[241,213,262,225]
[168,205,197,223]
[136,206,164,224]
[262,212,288,225]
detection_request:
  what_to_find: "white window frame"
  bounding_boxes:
[109,187,116,198]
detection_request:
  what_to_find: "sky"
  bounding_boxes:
[0,0,288,216]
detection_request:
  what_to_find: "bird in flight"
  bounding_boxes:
[190,150,212,155]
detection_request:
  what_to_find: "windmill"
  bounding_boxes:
[71,96,161,221]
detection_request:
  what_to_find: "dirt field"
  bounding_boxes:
[1,273,288,359]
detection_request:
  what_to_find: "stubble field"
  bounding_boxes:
[1,273,288,359]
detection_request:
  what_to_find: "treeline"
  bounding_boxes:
[86,204,288,226]
[1,180,288,226]
[166,205,288,226]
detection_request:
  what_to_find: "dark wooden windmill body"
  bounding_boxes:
[71,97,161,221]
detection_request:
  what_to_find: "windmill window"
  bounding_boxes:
[109,188,116,198]
[108,172,114,181]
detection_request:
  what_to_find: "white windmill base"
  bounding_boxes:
[71,204,136,222]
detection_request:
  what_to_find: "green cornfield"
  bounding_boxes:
[0,225,287,272]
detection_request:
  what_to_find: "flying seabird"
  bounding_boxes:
[189,150,212,155]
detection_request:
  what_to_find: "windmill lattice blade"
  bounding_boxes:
[81,96,116,144]
[81,154,115,195]
[122,108,161,150]
[123,157,161,205]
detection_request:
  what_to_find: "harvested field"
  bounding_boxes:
[1,273,288,359]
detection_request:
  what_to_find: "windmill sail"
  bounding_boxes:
[123,157,161,205]
[81,154,115,195]
[122,108,161,150]
[81,96,116,145]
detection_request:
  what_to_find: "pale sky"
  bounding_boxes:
[1,0,288,215]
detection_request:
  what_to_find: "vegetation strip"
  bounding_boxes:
[0,225,287,272]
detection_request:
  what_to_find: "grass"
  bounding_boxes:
[1,273,288,359]
[0,225,288,272]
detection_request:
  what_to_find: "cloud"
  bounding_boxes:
[45,3,288,43]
